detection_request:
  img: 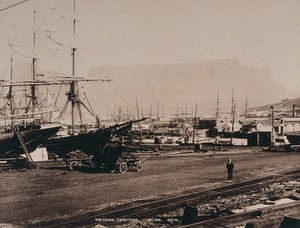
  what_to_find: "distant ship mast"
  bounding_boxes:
[61,0,110,134]
[244,95,248,122]
[192,102,197,143]
[216,91,219,118]
[71,0,77,134]
[65,0,85,134]
[31,9,37,112]
[8,43,15,125]
[29,10,37,113]
[231,89,235,143]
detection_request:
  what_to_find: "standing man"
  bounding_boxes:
[226,158,234,180]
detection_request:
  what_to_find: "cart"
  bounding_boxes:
[64,152,143,174]
[114,154,143,173]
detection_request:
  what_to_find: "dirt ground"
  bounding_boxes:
[0,147,300,227]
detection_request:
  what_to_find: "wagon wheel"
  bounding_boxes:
[107,163,116,173]
[136,161,143,172]
[108,168,116,173]
[69,161,79,170]
[118,162,128,174]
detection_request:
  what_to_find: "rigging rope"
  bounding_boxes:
[57,99,69,120]
[53,84,63,110]
[91,82,113,116]
[45,32,64,47]
[102,82,134,108]
[0,0,30,12]
[14,50,35,59]
[81,86,95,116]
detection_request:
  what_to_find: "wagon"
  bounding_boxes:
[64,152,143,174]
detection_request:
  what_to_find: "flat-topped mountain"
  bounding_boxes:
[89,59,296,115]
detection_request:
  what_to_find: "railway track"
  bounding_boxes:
[181,200,300,227]
[30,168,300,228]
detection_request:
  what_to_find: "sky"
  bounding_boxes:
[1,0,300,99]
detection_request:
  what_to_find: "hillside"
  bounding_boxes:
[249,97,300,117]
[89,59,296,116]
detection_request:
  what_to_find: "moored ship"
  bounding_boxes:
[0,122,61,157]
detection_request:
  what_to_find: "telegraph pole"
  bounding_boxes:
[270,105,275,149]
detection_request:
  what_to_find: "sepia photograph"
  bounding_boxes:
[1,0,300,227]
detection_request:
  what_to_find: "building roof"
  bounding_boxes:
[199,118,217,121]
[282,118,300,122]
[257,126,272,132]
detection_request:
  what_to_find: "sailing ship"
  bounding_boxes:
[0,8,67,160]
[36,70,148,158]
[43,117,147,157]
[38,1,150,157]
[0,78,61,159]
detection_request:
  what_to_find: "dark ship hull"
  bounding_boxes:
[43,129,113,157]
[43,119,145,157]
[0,123,61,157]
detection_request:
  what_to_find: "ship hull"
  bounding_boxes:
[0,123,61,157]
[43,118,146,157]
[43,130,112,157]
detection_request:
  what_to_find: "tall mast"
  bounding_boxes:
[192,102,197,143]
[73,0,76,35]
[30,10,37,113]
[136,98,143,143]
[231,89,234,132]
[157,102,159,120]
[31,58,37,111]
[70,48,76,133]
[149,105,152,120]
[8,44,14,123]
[72,0,76,70]
[231,89,234,118]
[245,95,248,122]
[70,0,78,133]
[176,103,179,121]
[118,106,122,122]
[270,105,275,149]
[231,101,236,143]
[216,91,219,118]
[185,102,188,120]
[33,10,36,47]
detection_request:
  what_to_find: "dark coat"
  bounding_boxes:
[226,162,234,171]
